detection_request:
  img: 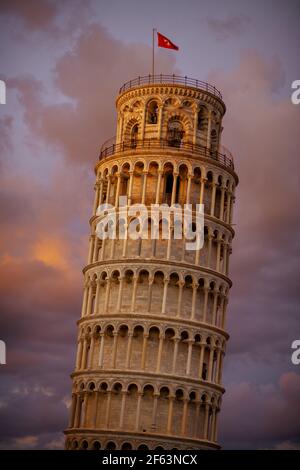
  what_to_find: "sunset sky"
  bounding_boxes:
[0,0,300,449]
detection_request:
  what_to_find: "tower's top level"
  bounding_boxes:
[118,74,223,100]
[99,74,234,171]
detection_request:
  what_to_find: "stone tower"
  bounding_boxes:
[65,75,238,451]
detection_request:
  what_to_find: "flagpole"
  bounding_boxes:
[152,28,156,78]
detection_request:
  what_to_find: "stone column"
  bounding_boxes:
[210,406,217,441]
[193,109,198,145]
[206,110,212,149]
[130,275,138,312]
[141,170,148,205]
[75,339,83,370]
[212,290,218,325]
[100,237,106,261]
[141,333,148,370]
[171,172,178,205]
[98,178,104,207]
[202,286,209,323]
[112,332,118,368]
[93,182,100,215]
[181,398,188,435]
[191,282,198,320]
[119,390,127,428]
[199,177,206,205]
[221,297,228,329]
[98,332,105,368]
[194,400,201,438]
[117,275,124,312]
[81,281,89,317]
[114,172,121,207]
[125,332,133,369]
[219,186,226,220]
[106,176,111,204]
[74,393,82,428]
[218,352,224,384]
[158,105,163,140]
[151,393,159,431]
[226,193,232,224]
[176,280,184,318]
[155,170,163,204]
[172,337,180,374]
[229,194,235,224]
[105,390,112,428]
[207,232,213,268]
[210,182,217,217]
[208,344,215,382]
[141,107,146,140]
[186,174,192,204]
[216,237,221,272]
[87,235,94,264]
[94,278,101,314]
[81,337,89,370]
[86,281,93,316]
[156,334,164,373]
[167,395,175,434]
[203,403,210,439]
[69,393,77,427]
[88,334,95,369]
[122,222,128,258]
[92,237,99,263]
[198,342,206,379]
[147,276,154,312]
[104,278,111,313]
[213,409,219,442]
[135,392,142,431]
[186,339,194,375]
[215,347,222,384]
[161,277,169,314]
[127,170,134,205]
[94,391,100,428]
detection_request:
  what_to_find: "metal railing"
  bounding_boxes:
[119,74,222,99]
[99,139,234,169]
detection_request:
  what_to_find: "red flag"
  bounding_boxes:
[157,32,179,50]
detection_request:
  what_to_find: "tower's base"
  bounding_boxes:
[64,429,220,450]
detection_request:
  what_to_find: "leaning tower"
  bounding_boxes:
[65,75,238,451]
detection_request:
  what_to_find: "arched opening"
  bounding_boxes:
[164,173,173,204]
[131,124,139,148]
[197,107,206,131]
[167,119,184,147]
[92,441,101,450]
[137,444,149,451]
[106,441,116,450]
[211,129,218,153]
[80,440,88,450]
[147,100,158,124]
[121,442,133,450]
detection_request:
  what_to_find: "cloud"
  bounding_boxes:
[219,373,300,449]
[8,23,177,164]
[14,435,38,448]
[206,15,251,41]
[0,0,57,30]
[0,116,13,162]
